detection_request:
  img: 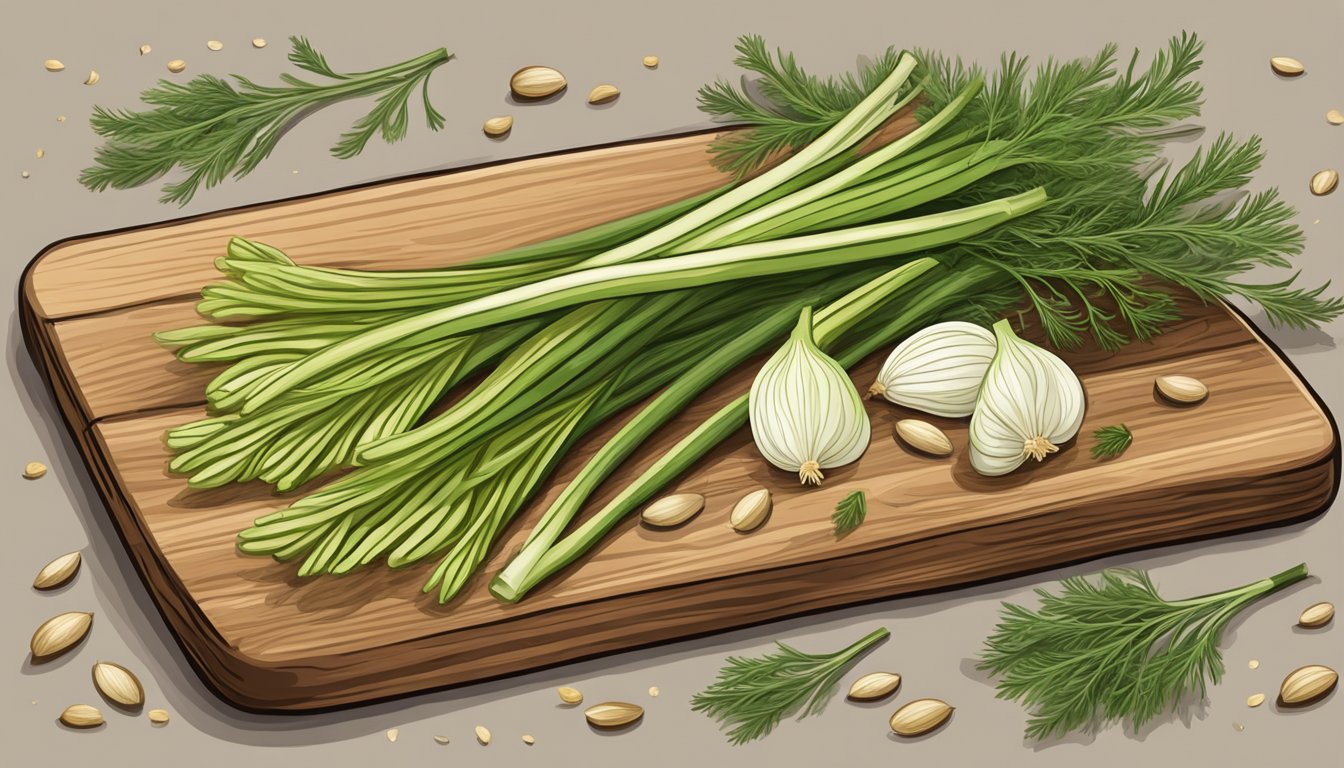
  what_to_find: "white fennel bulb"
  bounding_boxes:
[869,321,996,417]
[969,319,1085,476]
[750,307,871,485]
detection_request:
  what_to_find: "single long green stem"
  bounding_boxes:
[491,258,979,601]
[574,53,919,270]
[239,188,1046,413]
[675,76,985,252]
[489,257,940,600]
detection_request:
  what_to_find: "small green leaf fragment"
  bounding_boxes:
[832,490,867,536]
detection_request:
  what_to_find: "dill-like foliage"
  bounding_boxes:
[700,33,1340,349]
[978,564,1307,740]
[832,490,867,536]
[692,627,889,744]
[697,34,906,176]
[1091,424,1133,459]
[80,37,453,205]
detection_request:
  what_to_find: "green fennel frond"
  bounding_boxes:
[697,34,906,176]
[1090,424,1133,459]
[832,490,867,536]
[692,627,889,744]
[80,37,453,205]
[978,564,1307,740]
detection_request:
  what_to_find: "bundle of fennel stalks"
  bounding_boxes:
[158,33,1340,604]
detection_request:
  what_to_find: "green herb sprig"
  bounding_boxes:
[978,563,1308,740]
[832,490,867,536]
[80,37,453,205]
[692,627,889,744]
[1091,424,1133,459]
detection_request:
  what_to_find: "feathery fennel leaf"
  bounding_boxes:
[692,627,889,744]
[978,564,1307,740]
[80,36,453,205]
[832,490,867,536]
[1090,424,1133,459]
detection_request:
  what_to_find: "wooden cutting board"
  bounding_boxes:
[19,124,1338,713]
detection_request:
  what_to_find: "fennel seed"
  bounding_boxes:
[252,38,268,49]
[1270,56,1305,76]
[167,59,186,73]
[207,40,224,52]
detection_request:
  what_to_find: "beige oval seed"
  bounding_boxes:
[36,148,45,159]
[31,611,93,660]
[24,461,48,479]
[730,488,772,532]
[21,171,30,178]
[139,44,152,56]
[1329,109,1344,126]
[584,701,644,728]
[84,70,100,86]
[475,725,491,745]
[433,735,449,744]
[522,734,535,744]
[60,704,103,728]
[92,662,144,707]
[642,493,704,527]
[889,698,953,737]
[648,686,659,697]
[1155,374,1207,404]
[206,40,224,52]
[252,38,268,49]
[643,55,659,68]
[1249,659,1260,670]
[1299,601,1334,628]
[167,59,187,74]
[56,115,66,123]
[33,551,81,590]
[847,671,902,701]
[588,84,620,104]
[483,115,513,137]
[557,686,583,705]
[895,419,953,457]
[1279,664,1338,705]
[1270,57,1305,76]
[148,708,170,724]
[44,59,65,72]
[1246,692,1265,707]
[385,728,398,742]
[1310,169,1338,196]
[510,66,567,99]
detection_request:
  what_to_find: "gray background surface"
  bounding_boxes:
[2,1,1340,765]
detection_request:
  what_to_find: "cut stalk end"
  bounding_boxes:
[1023,436,1059,462]
[799,460,824,485]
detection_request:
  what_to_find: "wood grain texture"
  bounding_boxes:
[19,126,1338,712]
